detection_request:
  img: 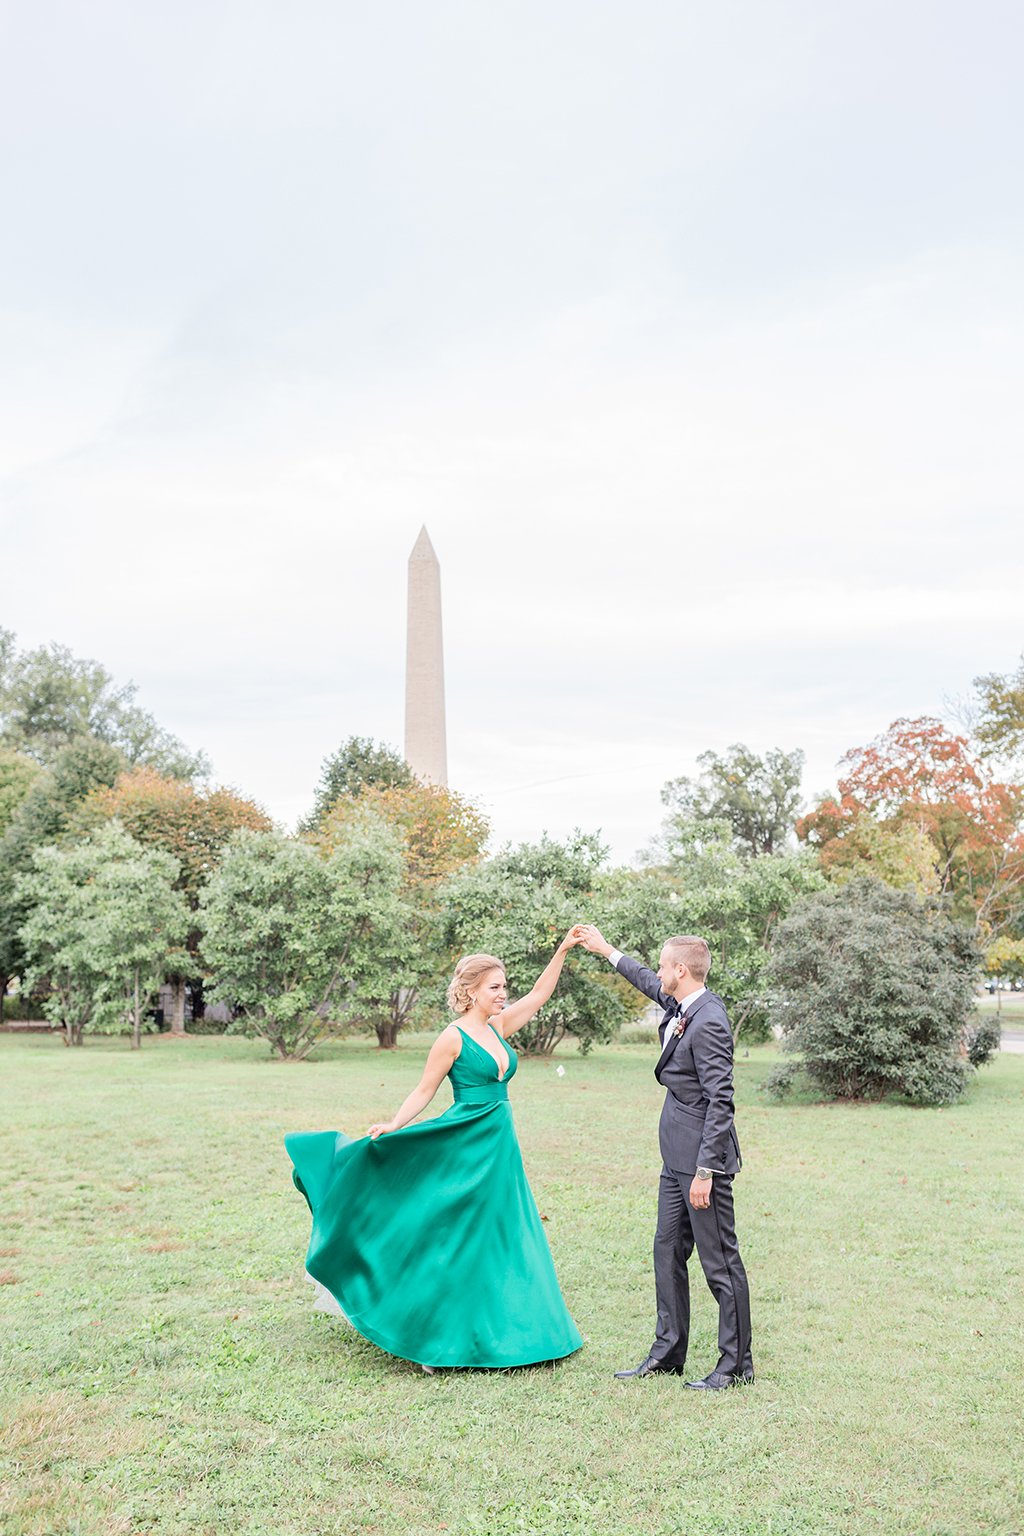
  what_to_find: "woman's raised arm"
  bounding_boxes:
[492,929,581,1038]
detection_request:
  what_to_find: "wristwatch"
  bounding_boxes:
[695,1167,715,1180]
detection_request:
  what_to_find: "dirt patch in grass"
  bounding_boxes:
[1,1391,150,1466]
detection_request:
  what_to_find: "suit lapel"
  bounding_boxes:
[654,994,713,1080]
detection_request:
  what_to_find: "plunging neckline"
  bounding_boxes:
[457,1024,510,1082]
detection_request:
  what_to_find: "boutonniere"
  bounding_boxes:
[672,1014,689,1038]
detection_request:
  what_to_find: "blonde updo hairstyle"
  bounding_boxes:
[447,953,505,1015]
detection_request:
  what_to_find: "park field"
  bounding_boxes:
[1,1033,1022,1536]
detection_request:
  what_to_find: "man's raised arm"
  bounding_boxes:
[573,924,675,1013]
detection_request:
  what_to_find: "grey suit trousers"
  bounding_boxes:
[652,1164,753,1377]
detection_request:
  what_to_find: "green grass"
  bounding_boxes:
[1,1033,1022,1536]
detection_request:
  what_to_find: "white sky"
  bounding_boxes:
[2,1,1022,861]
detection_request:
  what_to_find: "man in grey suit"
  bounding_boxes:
[575,925,753,1390]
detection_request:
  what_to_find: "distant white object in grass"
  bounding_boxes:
[556,1065,565,1077]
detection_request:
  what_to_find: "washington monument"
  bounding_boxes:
[404,526,448,785]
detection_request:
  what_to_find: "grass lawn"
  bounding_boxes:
[1,1032,1022,1536]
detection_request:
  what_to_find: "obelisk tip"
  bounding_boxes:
[409,525,437,563]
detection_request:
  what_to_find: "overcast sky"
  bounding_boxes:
[2,1,1022,861]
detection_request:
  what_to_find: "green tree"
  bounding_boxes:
[0,627,207,778]
[0,749,41,838]
[0,748,43,1016]
[984,935,1024,1016]
[315,780,489,1047]
[326,810,425,1049]
[638,817,823,1043]
[0,737,125,1007]
[304,736,414,830]
[658,745,804,858]
[198,822,408,1060]
[969,654,1024,763]
[440,832,621,1055]
[766,877,988,1105]
[808,818,940,897]
[18,823,188,1048]
[74,765,273,1033]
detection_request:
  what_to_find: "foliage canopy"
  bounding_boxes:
[18,822,188,1047]
[0,628,207,778]
[799,717,1024,936]
[639,817,824,1042]
[970,654,1024,764]
[659,744,804,858]
[304,736,414,830]
[440,832,623,1055]
[199,822,409,1060]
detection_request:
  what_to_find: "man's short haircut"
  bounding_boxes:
[664,935,712,983]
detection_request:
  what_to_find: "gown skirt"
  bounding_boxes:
[285,1025,583,1369]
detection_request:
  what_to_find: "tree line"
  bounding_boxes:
[3,629,1022,1104]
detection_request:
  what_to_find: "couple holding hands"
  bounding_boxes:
[285,922,753,1390]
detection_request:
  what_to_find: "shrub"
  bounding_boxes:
[766,877,984,1106]
[965,1011,1001,1069]
[0,992,47,1023]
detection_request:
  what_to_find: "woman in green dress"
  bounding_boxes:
[285,931,585,1371]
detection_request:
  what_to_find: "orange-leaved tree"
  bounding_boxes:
[317,780,489,888]
[75,766,273,1031]
[798,717,1024,935]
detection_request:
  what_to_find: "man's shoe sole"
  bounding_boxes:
[614,1365,687,1379]
[685,1373,756,1390]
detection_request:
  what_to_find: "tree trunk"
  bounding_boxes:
[131,967,142,1050]
[375,1019,400,1049]
[732,1003,754,1046]
[169,977,187,1036]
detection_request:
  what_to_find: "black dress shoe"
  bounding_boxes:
[614,1357,687,1379]
[684,1369,755,1390]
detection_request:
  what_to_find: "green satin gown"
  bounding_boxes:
[285,1025,584,1370]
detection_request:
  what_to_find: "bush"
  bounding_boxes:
[0,992,47,1022]
[616,1020,661,1047]
[766,877,984,1106]
[183,1015,230,1035]
[965,1011,1001,1068]
[761,1060,806,1099]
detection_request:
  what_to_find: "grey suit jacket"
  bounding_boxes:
[615,953,742,1176]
